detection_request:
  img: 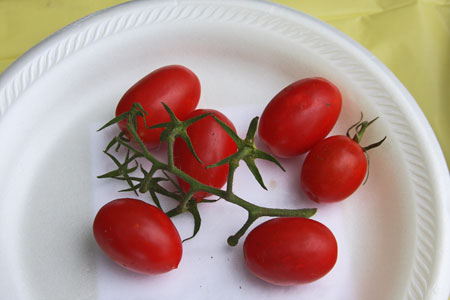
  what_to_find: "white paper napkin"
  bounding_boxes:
[90,106,354,300]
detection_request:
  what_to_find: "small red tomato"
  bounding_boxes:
[301,135,367,203]
[258,77,342,157]
[173,109,237,201]
[116,65,201,149]
[93,198,182,274]
[244,217,338,285]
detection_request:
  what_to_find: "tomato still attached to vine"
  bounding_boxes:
[115,65,201,149]
[173,109,238,201]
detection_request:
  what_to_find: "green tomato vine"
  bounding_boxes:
[97,103,317,246]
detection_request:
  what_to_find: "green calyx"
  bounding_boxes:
[346,112,387,152]
[98,103,316,246]
[346,112,387,185]
[207,116,285,191]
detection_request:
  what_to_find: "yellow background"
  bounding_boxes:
[0,0,449,297]
[0,0,449,169]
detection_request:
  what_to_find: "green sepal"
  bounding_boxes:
[254,149,285,172]
[140,164,148,176]
[97,112,129,132]
[209,114,285,188]
[161,102,177,121]
[98,151,139,177]
[244,157,267,190]
[345,113,387,151]
[148,122,172,129]
[183,111,211,127]
[178,112,211,165]
[245,117,259,142]
[346,112,363,139]
[162,170,183,193]
[104,137,118,153]
[179,131,203,165]
[98,102,148,132]
[347,113,382,144]
[183,201,201,242]
[149,190,163,210]
[155,103,210,165]
[119,183,142,193]
[363,136,387,152]
[99,150,139,196]
[97,164,138,179]
[212,116,243,147]
[110,133,131,152]
[151,179,183,203]
[206,152,240,169]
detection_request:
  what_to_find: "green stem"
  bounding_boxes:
[226,160,239,196]
[167,135,175,167]
[100,104,319,246]
[227,204,317,246]
[227,213,257,246]
[180,190,195,212]
[139,166,158,193]
[118,127,317,244]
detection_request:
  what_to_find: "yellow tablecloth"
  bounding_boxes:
[0,0,449,169]
[0,1,449,298]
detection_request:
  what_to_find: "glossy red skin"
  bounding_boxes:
[258,77,342,158]
[93,198,182,274]
[116,65,201,149]
[244,217,338,285]
[173,109,237,201]
[301,135,368,203]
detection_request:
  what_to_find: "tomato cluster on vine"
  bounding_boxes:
[93,65,385,286]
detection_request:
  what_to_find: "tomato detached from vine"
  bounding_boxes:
[244,217,338,285]
[258,77,342,158]
[93,198,183,274]
[301,115,386,203]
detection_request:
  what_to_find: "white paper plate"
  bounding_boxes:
[1,0,449,299]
